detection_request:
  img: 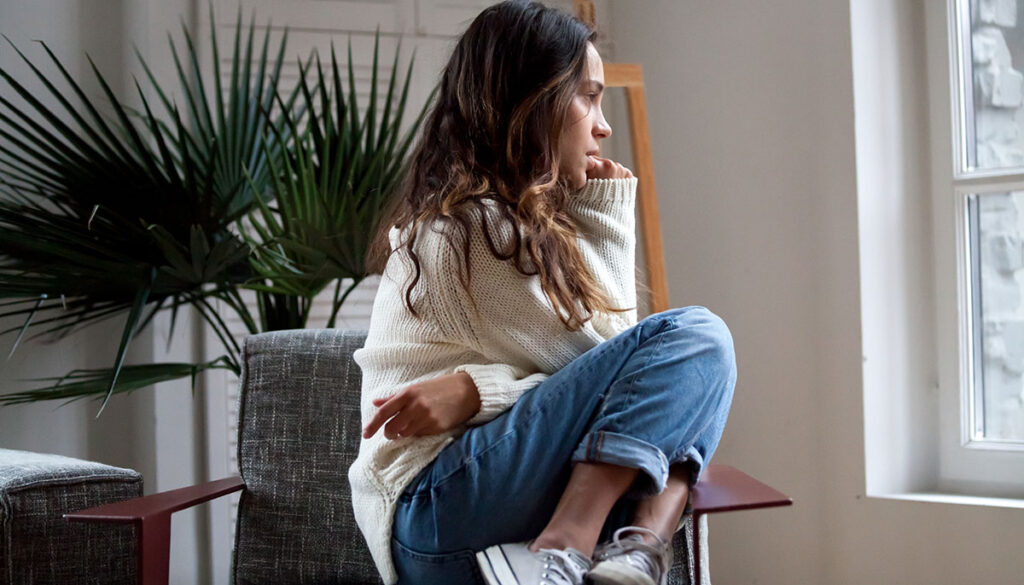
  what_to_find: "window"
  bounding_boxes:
[855,0,1024,503]
[934,0,1024,496]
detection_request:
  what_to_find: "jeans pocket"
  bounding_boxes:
[391,536,483,585]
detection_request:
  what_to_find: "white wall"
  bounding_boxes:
[610,1,1024,584]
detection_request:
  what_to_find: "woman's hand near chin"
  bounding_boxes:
[586,155,634,181]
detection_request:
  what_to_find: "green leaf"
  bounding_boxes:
[96,268,155,416]
[5,295,46,360]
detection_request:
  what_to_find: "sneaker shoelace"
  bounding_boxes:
[537,547,591,585]
[594,526,669,580]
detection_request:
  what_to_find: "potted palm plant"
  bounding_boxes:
[0,9,430,412]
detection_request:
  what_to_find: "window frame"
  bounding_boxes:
[932,0,1024,495]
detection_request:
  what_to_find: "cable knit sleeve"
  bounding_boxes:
[564,177,639,339]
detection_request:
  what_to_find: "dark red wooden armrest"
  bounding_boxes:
[691,464,792,514]
[65,476,245,585]
[688,465,792,583]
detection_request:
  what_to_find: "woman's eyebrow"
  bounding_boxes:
[584,80,605,93]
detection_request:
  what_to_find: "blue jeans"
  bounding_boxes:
[390,306,737,585]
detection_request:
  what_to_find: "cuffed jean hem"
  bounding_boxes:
[675,445,706,486]
[572,429,670,498]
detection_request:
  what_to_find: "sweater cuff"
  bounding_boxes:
[567,177,637,213]
[453,363,548,426]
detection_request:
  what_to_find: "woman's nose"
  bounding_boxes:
[594,112,612,139]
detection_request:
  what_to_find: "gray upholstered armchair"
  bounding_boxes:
[69,329,789,585]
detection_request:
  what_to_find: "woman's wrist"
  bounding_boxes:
[458,371,482,418]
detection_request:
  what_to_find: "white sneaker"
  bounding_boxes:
[477,541,592,585]
[587,527,672,585]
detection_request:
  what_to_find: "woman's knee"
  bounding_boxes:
[658,306,736,382]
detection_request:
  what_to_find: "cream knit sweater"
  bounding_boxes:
[349,177,639,584]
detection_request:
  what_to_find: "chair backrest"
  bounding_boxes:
[233,328,380,585]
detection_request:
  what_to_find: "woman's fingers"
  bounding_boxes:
[372,390,430,439]
[363,392,408,438]
[586,155,633,180]
[384,411,415,440]
[385,403,439,439]
[366,373,478,440]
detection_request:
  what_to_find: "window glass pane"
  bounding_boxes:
[962,0,1024,171]
[973,191,1024,442]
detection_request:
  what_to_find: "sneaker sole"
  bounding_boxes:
[477,545,519,585]
[587,562,657,585]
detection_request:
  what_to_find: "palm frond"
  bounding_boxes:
[242,31,433,330]
[0,358,236,408]
[0,12,433,408]
[0,10,291,405]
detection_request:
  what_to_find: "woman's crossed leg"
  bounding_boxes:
[391,306,737,584]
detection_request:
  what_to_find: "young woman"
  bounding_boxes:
[349,2,736,584]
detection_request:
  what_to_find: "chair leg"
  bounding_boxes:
[138,513,171,585]
[692,513,704,585]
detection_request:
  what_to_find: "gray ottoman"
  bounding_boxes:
[0,448,141,585]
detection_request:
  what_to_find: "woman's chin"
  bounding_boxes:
[557,173,586,190]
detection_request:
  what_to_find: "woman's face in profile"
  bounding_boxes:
[558,42,612,190]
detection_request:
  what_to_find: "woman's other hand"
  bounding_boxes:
[586,155,633,181]
[362,372,481,440]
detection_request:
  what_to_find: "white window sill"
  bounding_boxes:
[869,492,1024,510]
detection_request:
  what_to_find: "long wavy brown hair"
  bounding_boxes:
[367,0,631,331]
